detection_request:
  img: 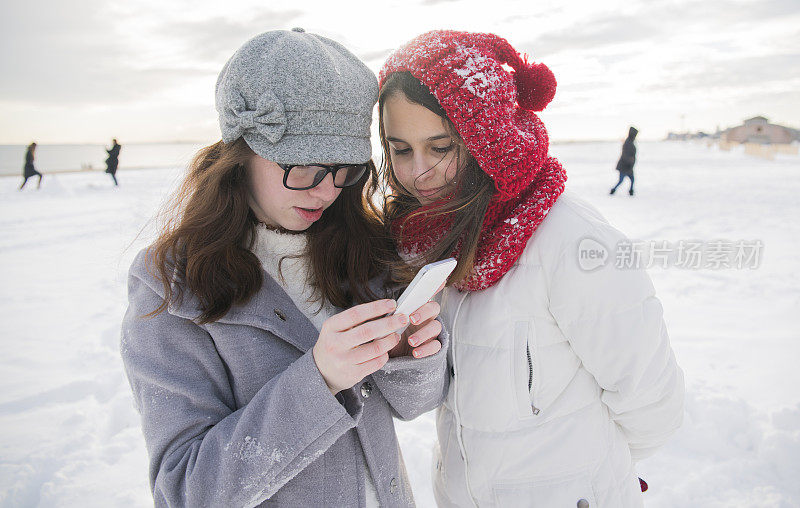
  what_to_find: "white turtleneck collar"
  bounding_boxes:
[251,224,337,332]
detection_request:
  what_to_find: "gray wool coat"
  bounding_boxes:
[120,248,450,507]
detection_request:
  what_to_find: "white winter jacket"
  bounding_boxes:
[432,190,684,507]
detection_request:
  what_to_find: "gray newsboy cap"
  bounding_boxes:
[215,28,378,165]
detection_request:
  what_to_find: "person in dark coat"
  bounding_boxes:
[19,142,43,190]
[610,126,638,196]
[105,138,121,186]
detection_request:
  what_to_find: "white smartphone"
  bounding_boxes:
[392,257,457,334]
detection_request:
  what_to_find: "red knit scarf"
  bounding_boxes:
[393,156,567,291]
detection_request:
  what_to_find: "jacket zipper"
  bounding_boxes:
[526,341,533,391]
[526,340,541,415]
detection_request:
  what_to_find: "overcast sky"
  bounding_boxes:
[1,0,798,144]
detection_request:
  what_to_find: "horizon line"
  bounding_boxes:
[0,138,681,146]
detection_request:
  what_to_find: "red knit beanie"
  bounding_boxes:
[380,30,567,291]
[379,29,558,201]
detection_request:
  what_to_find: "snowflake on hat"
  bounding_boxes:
[380,30,567,292]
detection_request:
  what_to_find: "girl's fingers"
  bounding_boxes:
[406,319,443,348]
[343,313,409,348]
[408,300,441,326]
[325,299,396,332]
[352,333,401,364]
[411,339,442,359]
[358,352,390,378]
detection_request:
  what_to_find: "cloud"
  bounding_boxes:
[359,48,393,64]
[663,0,800,25]
[523,13,664,57]
[522,0,800,58]
[0,1,136,103]
[155,9,304,63]
[2,0,798,142]
[643,53,800,92]
[0,3,302,105]
[559,80,615,92]
[0,1,215,104]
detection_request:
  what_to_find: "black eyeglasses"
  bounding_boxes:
[277,163,368,190]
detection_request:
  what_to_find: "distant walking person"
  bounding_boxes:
[611,126,638,196]
[105,138,121,186]
[19,142,43,190]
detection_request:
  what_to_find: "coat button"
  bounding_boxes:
[390,477,398,494]
[360,382,372,399]
[577,499,589,508]
[274,309,286,321]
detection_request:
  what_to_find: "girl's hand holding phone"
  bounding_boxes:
[313,299,408,395]
[388,298,443,359]
[386,258,454,360]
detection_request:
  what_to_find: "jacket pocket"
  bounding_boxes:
[492,471,597,508]
[513,321,540,419]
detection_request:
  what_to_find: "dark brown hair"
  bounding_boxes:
[145,138,393,324]
[378,71,495,285]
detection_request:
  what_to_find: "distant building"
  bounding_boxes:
[723,116,797,144]
[665,131,710,141]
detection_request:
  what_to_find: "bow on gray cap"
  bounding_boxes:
[221,89,286,144]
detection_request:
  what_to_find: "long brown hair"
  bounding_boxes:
[145,138,393,324]
[378,71,495,285]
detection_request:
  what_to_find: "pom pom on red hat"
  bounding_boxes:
[513,61,557,112]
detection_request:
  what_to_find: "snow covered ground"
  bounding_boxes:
[1,141,798,507]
